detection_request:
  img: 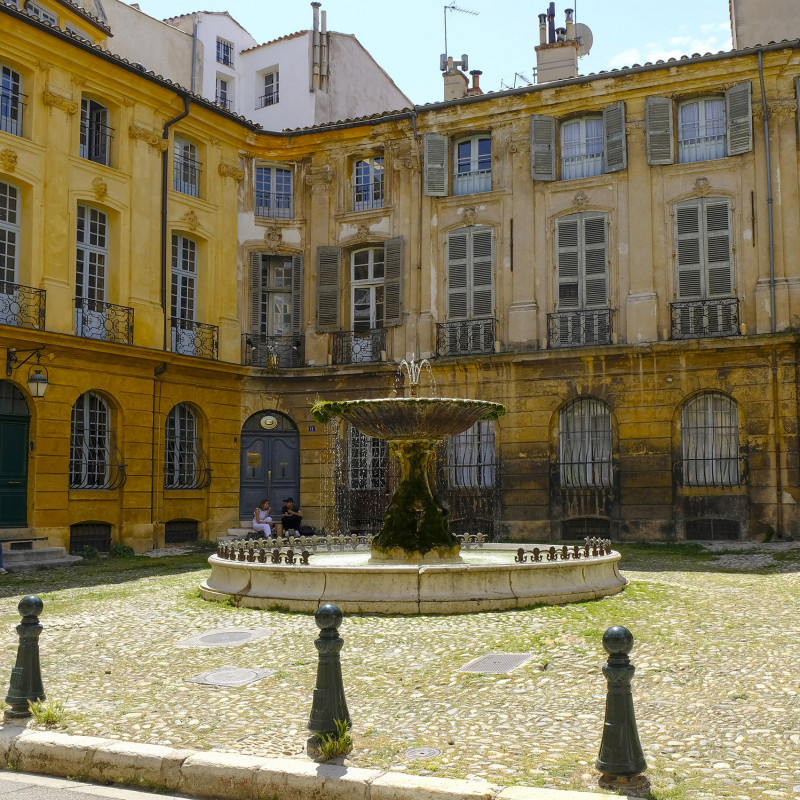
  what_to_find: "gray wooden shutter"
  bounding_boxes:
[645,96,674,165]
[602,101,627,173]
[705,200,733,297]
[383,236,404,327]
[447,230,469,320]
[675,201,703,300]
[423,132,448,196]
[471,227,494,318]
[291,254,303,338]
[583,214,608,307]
[249,252,263,333]
[530,115,556,181]
[316,245,341,332]
[725,81,752,156]
[556,216,580,310]
[796,77,800,145]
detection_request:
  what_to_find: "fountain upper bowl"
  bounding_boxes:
[311,397,506,441]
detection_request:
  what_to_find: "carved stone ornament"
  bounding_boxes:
[753,100,797,123]
[71,75,87,88]
[218,161,245,182]
[305,166,334,189]
[694,177,710,197]
[508,138,530,154]
[0,149,18,173]
[181,209,200,232]
[129,124,169,152]
[391,156,417,172]
[209,136,221,148]
[42,90,78,115]
[462,207,478,226]
[573,191,590,210]
[625,119,646,136]
[240,150,256,161]
[92,177,107,201]
[263,226,283,251]
[35,60,52,75]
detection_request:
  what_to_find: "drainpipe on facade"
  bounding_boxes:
[150,363,167,543]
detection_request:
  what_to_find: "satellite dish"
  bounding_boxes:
[575,23,593,57]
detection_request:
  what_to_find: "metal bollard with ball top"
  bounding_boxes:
[5,595,46,719]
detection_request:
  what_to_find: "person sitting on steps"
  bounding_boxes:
[251,499,273,540]
[281,497,303,533]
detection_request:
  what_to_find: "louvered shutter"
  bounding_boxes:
[705,200,733,297]
[645,96,674,165]
[530,115,556,181]
[675,201,703,300]
[725,81,752,156]
[447,231,469,320]
[424,133,448,196]
[291,254,303,338]
[471,228,494,318]
[602,102,627,173]
[383,236,404,327]
[556,216,580,310]
[316,245,341,332]
[796,77,800,145]
[583,214,608,307]
[249,252,263,333]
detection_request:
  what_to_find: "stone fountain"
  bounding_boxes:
[200,361,627,614]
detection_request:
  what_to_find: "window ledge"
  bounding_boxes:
[334,205,392,221]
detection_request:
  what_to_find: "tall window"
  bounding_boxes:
[353,157,384,211]
[448,420,495,488]
[558,397,613,488]
[70,391,110,489]
[216,37,233,66]
[348,427,387,490]
[80,98,111,165]
[251,253,293,337]
[561,117,603,180]
[254,165,292,219]
[446,226,493,321]
[173,136,199,197]
[453,135,491,195]
[164,404,199,489]
[0,181,19,326]
[351,246,385,333]
[75,204,108,339]
[681,392,740,486]
[0,64,23,136]
[215,77,232,110]
[679,98,725,164]
[171,234,197,355]
[259,71,279,107]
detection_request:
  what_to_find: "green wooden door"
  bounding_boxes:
[0,414,29,527]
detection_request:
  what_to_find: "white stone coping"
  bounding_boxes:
[0,727,642,800]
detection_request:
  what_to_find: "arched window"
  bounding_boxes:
[558,397,613,488]
[348,426,386,490]
[70,392,111,488]
[164,403,210,489]
[681,392,740,486]
[447,420,495,488]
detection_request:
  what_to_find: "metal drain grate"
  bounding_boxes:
[460,652,533,674]
[187,666,273,688]
[404,747,442,760]
[177,628,274,648]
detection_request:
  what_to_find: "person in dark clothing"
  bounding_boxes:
[281,497,303,532]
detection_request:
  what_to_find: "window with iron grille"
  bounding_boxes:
[259,71,279,107]
[447,420,495,488]
[75,204,108,339]
[173,136,200,197]
[70,391,111,488]
[80,98,111,165]
[353,157,384,210]
[165,518,199,544]
[453,135,491,196]
[0,64,23,136]
[685,518,740,541]
[254,165,292,218]
[216,37,234,66]
[681,392,740,487]
[69,521,111,553]
[348,426,387,490]
[0,181,19,285]
[559,397,613,488]
[164,404,204,489]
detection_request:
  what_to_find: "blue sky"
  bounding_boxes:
[127,0,733,105]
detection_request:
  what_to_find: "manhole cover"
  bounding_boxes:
[177,628,274,648]
[404,747,442,760]
[187,666,273,688]
[460,652,533,674]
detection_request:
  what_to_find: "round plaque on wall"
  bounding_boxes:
[260,415,278,430]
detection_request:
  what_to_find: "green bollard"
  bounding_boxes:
[596,625,647,778]
[5,596,46,719]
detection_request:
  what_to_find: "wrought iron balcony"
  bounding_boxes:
[0,282,45,330]
[171,318,218,360]
[674,454,747,488]
[74,297,133,344]
[79,121,113,165]
[257,90,279,108]
[164,437,212,490]
[214,94,233,110]
[332,328,386,365]
[670,298,739,339]
[453,169,491,196]
[547,309,612,348]
[435,318,496,357]
[69,430,126,490]
[243,333,304,369]
[352,180,384,211]
[254,190,292,219]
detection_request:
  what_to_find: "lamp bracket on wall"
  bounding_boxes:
[6,346,49,398]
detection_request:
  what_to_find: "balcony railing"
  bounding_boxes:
[75,297,133,344]
[257,91,279,108]
[333,328,386,365]
[547,309,612,348]
[0,89,25,136]
[69,430,126,490]
[453,169,491,196]
[173,154,201,196]
[243,333,303,369]
[171,318,218,360]
[0,282,45,330]
[670,298,739,340]
[352,181,384,211]
[79,122,113,165]
[254,190,292,219]
[215,94,233,110]
[164,437,212,490]
[436,318,496,357]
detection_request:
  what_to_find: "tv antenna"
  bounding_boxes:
[444,2,478,56]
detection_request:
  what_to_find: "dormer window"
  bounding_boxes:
[24,0,58,25]
[216,38,234,67]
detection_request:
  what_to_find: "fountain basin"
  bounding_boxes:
[199,547,627,615]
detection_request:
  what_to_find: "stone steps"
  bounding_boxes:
[2,546,83,572]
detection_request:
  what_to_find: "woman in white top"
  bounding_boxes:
[251,499,273,539]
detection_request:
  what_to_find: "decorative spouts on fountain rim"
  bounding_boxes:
[398,357,434,398]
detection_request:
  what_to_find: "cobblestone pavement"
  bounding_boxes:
[1,543,799,800]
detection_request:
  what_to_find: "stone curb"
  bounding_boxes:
[0,727,643,800]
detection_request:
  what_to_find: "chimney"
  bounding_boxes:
[311,2,321,91]
[565,8,575,40]
[535,4,579,83]
[538,13,547,45]
[442,55,469,100]
[547,1,556,43]
[467,69,483,96]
